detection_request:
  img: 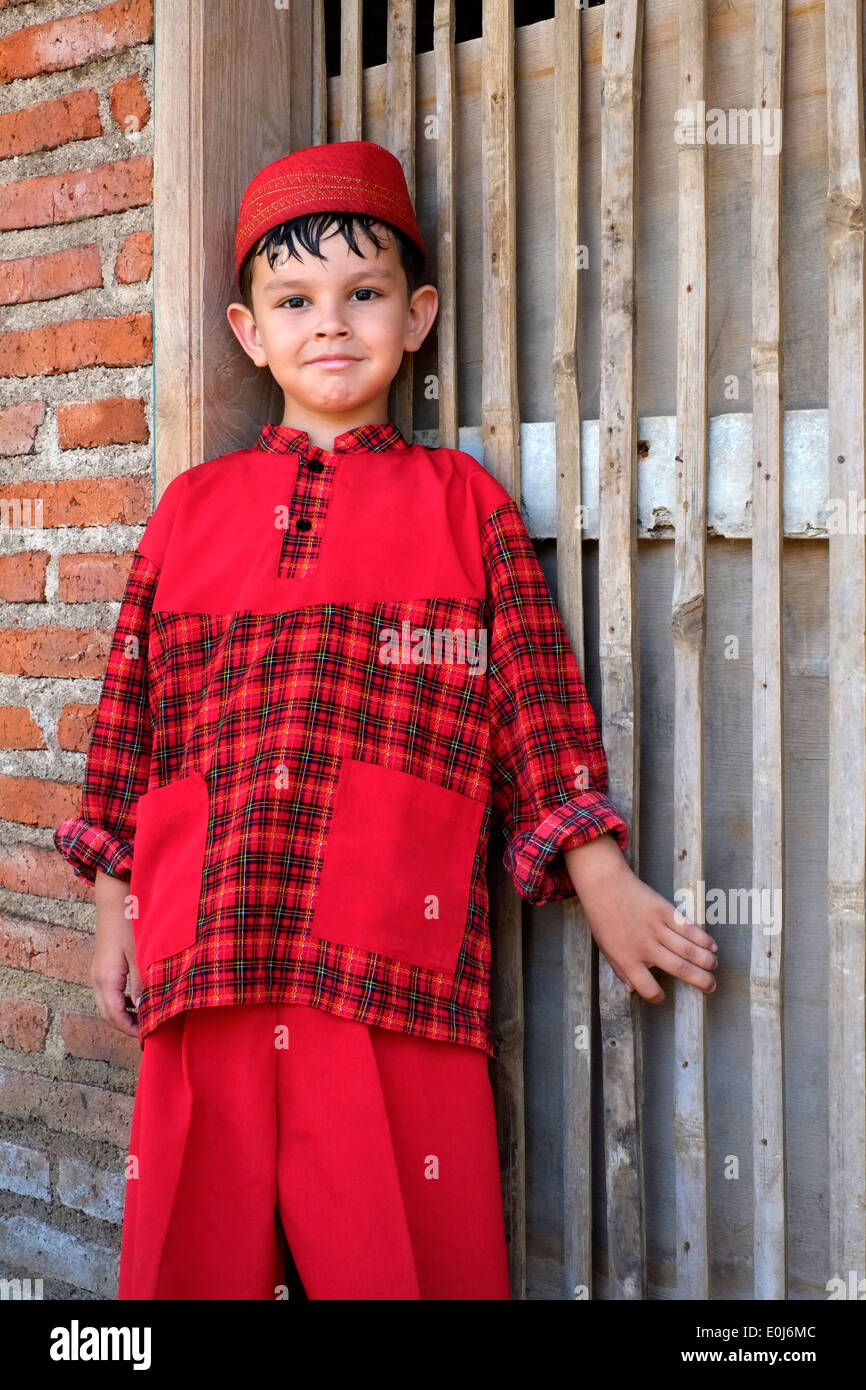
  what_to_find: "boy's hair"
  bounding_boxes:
[238,211,426,313]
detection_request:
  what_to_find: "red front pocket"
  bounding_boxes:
[128,772,209,977]
[309,756,485,974]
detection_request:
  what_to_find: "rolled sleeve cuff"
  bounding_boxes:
[502,793,630,905]
[53,820,134,885]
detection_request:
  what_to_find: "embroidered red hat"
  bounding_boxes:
[234,140,427,288]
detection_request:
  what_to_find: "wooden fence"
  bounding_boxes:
[155,0,866,1299]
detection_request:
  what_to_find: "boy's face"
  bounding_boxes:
[226,220,438,447]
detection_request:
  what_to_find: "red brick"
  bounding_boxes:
[57,703,97,753]
[0,156,152,233]
[0,550,48,601]
[0,626,111,680]
[0,847,91,904]
[0,774,82,828]
[0,1065,134,1148]
[0,400,45,456]
[0,1,154,84]
[0,88,102,159]
[108,73,150,136]
[57,397,148,449]
[0,911,93,982]
[114,231,152,285]
[58,551,134,602]
[61,1012,139,1069]
[0,474,150,527]
[0,245,102,307]
[0,706,46,750]
[0,312,151,377]
[0,999,49,1053]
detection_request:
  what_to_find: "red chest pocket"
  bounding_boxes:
[128,772,209,977]
[309,756,485,974]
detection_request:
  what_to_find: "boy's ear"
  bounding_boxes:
[405,283,439,352]
[226,301,268,367]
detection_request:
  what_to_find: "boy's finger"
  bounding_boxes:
[648,940,717,994]
[625,962,665,1004]
[669,906,718,952]
[656,923,717,972]
[99,983,140,1037]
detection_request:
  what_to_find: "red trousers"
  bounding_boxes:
[118,1002,511,1300]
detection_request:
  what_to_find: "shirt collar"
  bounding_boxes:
[255,419,409,463]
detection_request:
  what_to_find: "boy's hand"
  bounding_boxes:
[91,869,143,1038]
[563,833,718,1002]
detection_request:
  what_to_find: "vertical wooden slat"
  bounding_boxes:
[340,0,363,141]
[387,0,416,440]
[553,0,593,1302]
[750,0,787,1300]
[672,0,709,1300]
[312,0,328,146]
[154,0,202,498]
[825,0,866,1286]
[597,0,646,1299]
[433,0,458,448]
[481,0,526,1301]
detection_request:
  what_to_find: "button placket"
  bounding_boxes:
[277,446,337,579]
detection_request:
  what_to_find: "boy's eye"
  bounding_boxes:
[279,289,379,309]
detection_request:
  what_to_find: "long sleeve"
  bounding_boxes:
[53,550,160,883]
[53,472,185,885]
[481,494,630,905]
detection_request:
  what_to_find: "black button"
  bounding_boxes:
[306,458,324,473]
[295,517,312,532]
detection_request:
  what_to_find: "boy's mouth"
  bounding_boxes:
[310,355,361,369]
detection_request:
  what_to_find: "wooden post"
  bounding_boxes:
[433,0,458,448]
[387,0,417,440]
[597,0,646,1300]
[553,0,594,1304]
[825,0,866,1287]
[672,0,710,1300]
[482,0,527,1302]
[154,0,317,490]
[749,0,787,1300]
[340,0,363,141]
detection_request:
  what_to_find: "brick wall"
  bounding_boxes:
[0,0,153,1300]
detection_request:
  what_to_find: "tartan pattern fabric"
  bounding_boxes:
[53,422,630,1057]
[257,421,408,578]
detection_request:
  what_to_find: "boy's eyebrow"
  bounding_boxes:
[262,267,396,291]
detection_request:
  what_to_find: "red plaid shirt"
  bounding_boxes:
[54,420,630,1055]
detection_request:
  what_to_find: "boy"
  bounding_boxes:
[54,140,718,1301]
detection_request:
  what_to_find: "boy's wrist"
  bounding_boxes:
[562,831,629,892]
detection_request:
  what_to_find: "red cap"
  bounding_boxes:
[234,140,427,289]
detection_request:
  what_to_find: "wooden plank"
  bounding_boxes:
[198,0,315,460]
[597,0,647,1300]
[153,0,200,498]
[433,0,458,447]
[749,0,787,1300]
[672,0,710,1300]
[340,0,363,140]
[825,0,866,1285]
[553,0,594,1303]
[481,0,526,1302]
[312,0,328,146]
[387,0,416,439]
